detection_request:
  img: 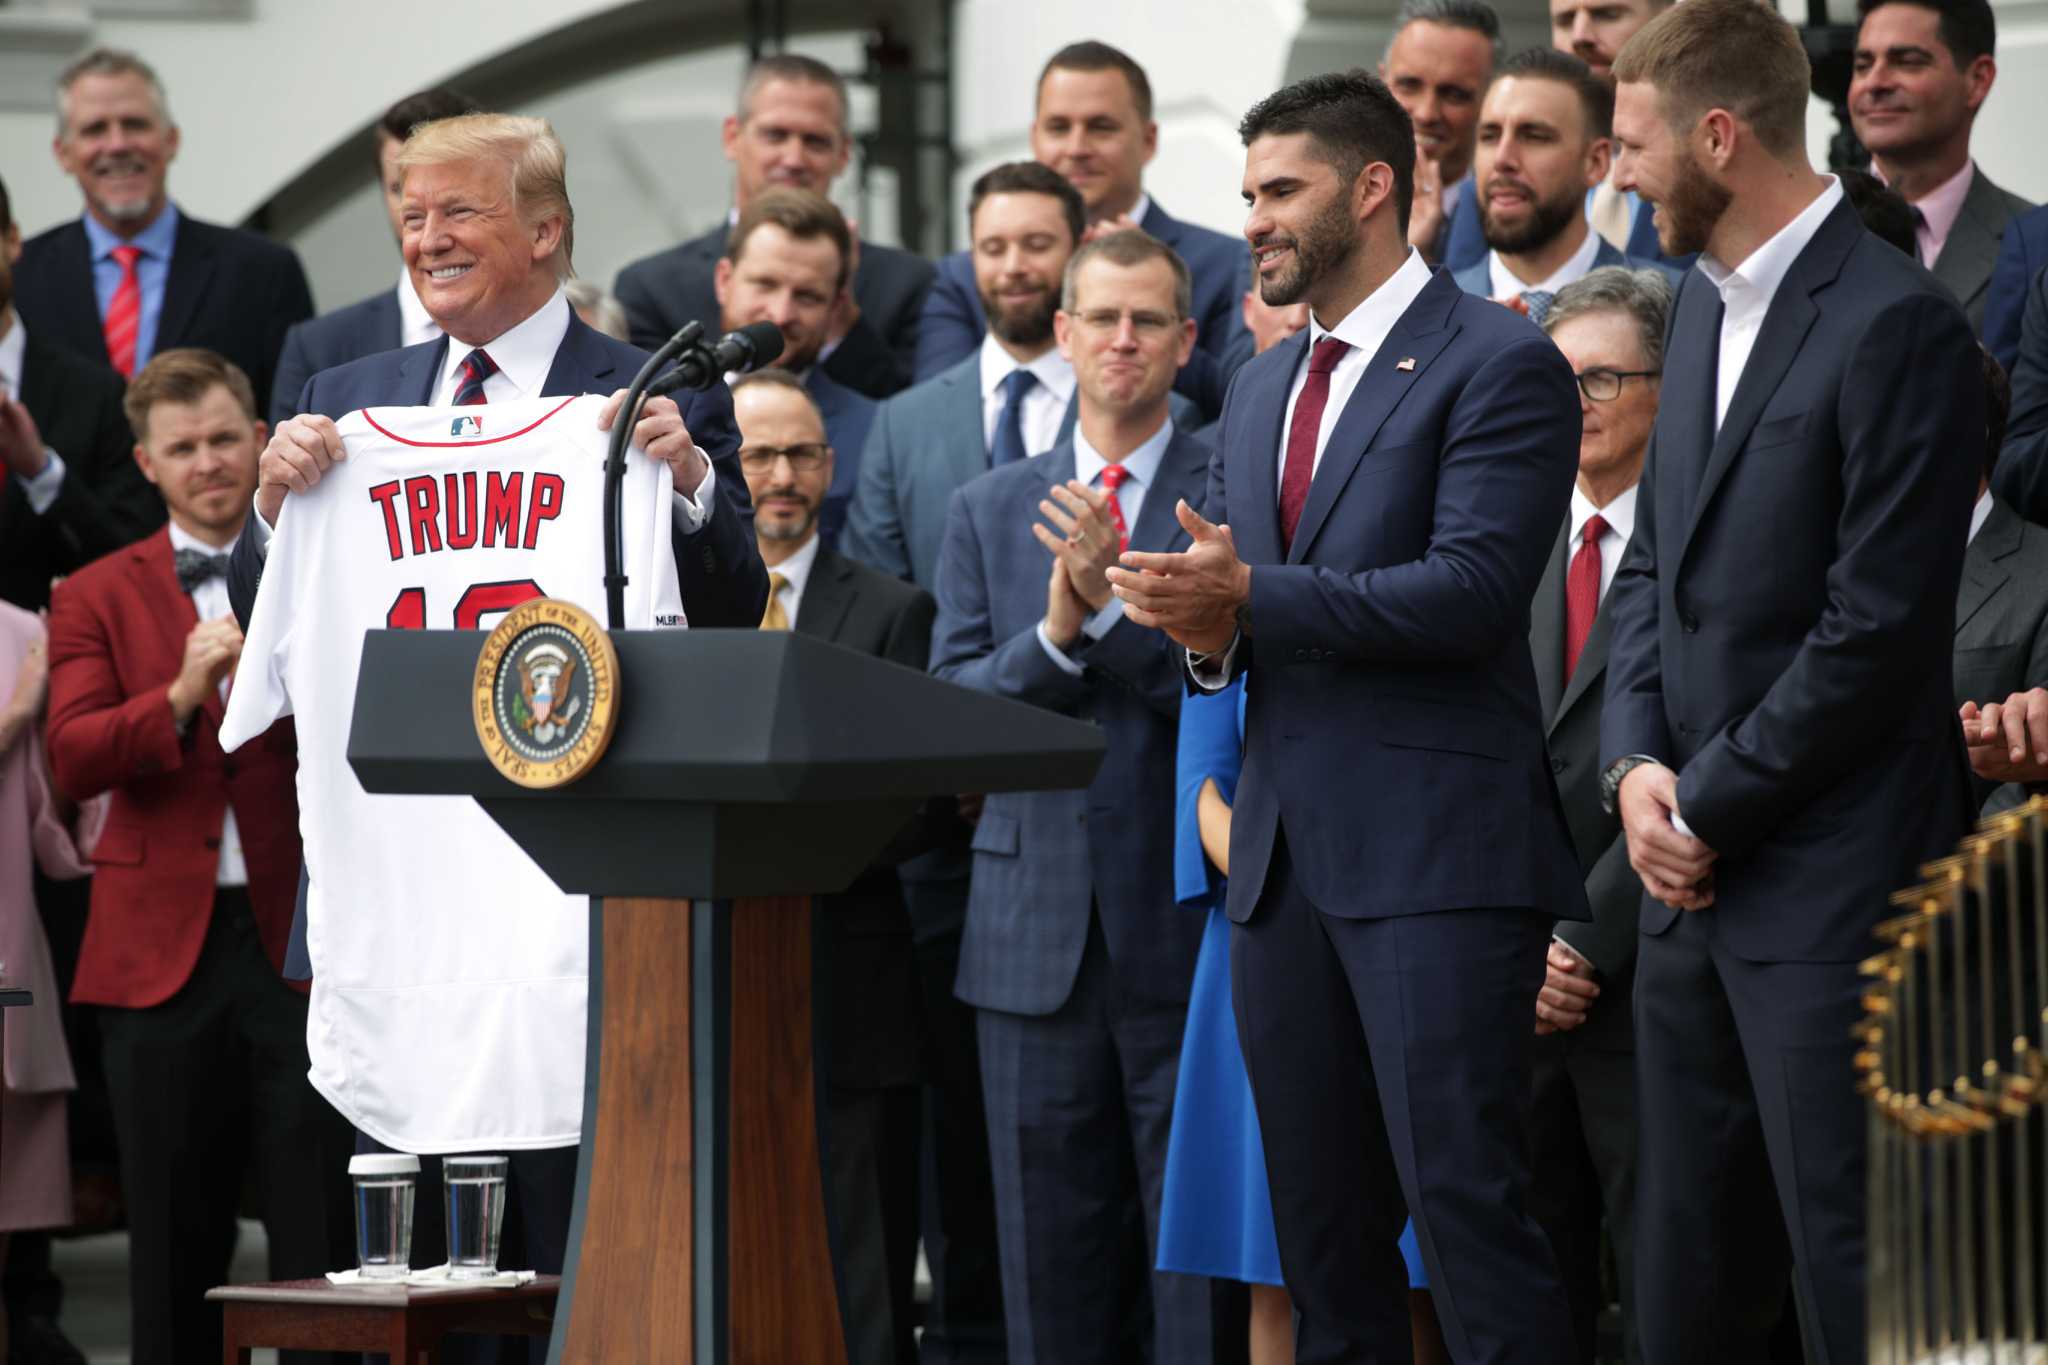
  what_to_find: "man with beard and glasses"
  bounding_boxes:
[1452,49,1672,325]
[1600,0,1982,1359]
[1850,0,2032,331]
[15,50,313,411]
[1105,68,1586,1364]
[716,190,877,548]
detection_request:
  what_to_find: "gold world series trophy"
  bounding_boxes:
[1863,798,2048,1364]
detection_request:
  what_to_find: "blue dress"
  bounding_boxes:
[1155,681,1427,1289]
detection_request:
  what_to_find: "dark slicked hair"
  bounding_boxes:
[967,161,1086,243]
[1856,0,1998,65]
[1838,167,1918,257]
[1039,41,1154,122]
[375,88,485,172]
[1239,70,1417,234]
[1496,47,1613,141]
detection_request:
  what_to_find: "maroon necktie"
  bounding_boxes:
[452,349,498,405]
[1280,337,1350,552]
[1564,513,1608,682]
[1098,463,1130,551]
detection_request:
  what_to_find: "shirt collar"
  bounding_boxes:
[768,530,823,600]
[396,269,441,348]
[1128,192,1153,227]
[1310,248,1435,353]
[82,201,179,263]
[444,287,572,398]
[1698,176,1844,309]
[978,332,1076,403]
[1487,227,1602,299]
[1571,480,1637,547]
[1874,157,1975,242]
[167,518,240,558]
[0,311,24,400]
[1072,415,1175,491]
[1968,488,1994,546]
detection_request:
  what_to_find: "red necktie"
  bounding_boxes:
[1098,463,1130,551]
[104,244,143,379]
[1564,513,1608,682]
[452,348,498,405]
[1281,337,1350,551]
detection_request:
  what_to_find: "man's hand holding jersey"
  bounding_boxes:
[596,390,707,499]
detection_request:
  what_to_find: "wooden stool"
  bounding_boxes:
[205,1274,560,1363]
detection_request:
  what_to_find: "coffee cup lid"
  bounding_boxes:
[348,1153,421,1176]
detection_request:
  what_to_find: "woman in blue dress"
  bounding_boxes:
[1155,678,1445,1364]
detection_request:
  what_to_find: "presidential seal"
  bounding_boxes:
[472,598,620,789]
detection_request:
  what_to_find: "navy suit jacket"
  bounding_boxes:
[1993,228,2048,526]
[909,198,1252,421]
[807,367,877,550]
[1203,267,1588,927]
[1445,179,1690,274]
[15,214,313,411]
[615,223,936,399]
[268,287,403,425]
[1984,203,2047,375]
[1600,198,1979,963]
[930,430,1210,1016]
[1449,235,1665,300]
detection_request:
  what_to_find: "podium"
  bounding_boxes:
[346,628,1105,1364]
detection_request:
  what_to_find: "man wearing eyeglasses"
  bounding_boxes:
[1525,264,1670,1365]
[733,366,935,1364]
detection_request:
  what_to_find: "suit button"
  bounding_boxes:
[1680,612,1699,633]
[204,836,221,851]
[1294,649,1308,662]
[1551,755,1567,774]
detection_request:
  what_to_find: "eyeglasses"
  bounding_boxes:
[738,443,830,474]
[1574,368,1661,402]
[1072,308,1179,336]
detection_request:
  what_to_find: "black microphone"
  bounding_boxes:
[645,322,785,397]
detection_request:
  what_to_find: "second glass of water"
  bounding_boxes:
[444,1155,509,1279]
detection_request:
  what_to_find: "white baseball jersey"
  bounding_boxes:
[220,394,684,1152]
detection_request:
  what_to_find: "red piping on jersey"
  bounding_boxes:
[356,395,579,448]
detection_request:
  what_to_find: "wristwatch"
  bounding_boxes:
[1599,754,1659,814]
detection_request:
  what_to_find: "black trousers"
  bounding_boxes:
[1231,845,1574,1365]
[1633,908,1867,1365]
[97,886,355,1365]
[1526,1028,1640,1364]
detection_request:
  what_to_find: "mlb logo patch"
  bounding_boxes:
[450,415,484,438]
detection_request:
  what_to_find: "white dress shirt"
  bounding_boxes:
[395,270,442,349]
[763,531,823,628]
[1697,177,1844,430]
[0,314,70,516]
[1968,488,1993,545]
[979,333,1076,459]
[1038,417,1175,674]
[1569,482,1638,607]
[168,520,247,887]
[1487,227,1602,300]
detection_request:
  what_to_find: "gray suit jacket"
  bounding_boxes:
[1953,495,2048,811]
[1934,167,2036,332]
[1531,516,1636,1047]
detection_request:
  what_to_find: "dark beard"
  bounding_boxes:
[1480,182,1587,256]
[1257,190,1356,308]
[982,286,1058,349]
[1654,148,1733,257]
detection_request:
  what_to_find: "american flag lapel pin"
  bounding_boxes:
[1396,356,1416,372]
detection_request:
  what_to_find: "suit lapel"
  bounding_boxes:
[1531,524,1569,726]
[1956,499,2019,637]
[48,224,109,364]
[793,546,856,641]
[1556,596,1613,721]
[157,220,217,355]
[1289,274,1461,564]
[400,336,451,406]
[1056,393,1079,447]
[1236,334,1301,566]
[1933,175,2004,306]
[130,531,207,716]
[541,315,619,396]
[942,359,990,485]
[1129,432,1208,553]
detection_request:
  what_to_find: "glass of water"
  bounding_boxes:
[349,1153,418,1279]
[444,1155,509,1279]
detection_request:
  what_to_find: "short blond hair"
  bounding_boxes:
[397,114,576,278]
[1611,0,1812,158]
[124,349,256,443]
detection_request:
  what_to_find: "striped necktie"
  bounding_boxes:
[452,349,498,405]
[104,244,144,378]
[761,572,791,631]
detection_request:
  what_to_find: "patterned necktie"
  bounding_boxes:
[452,348,498,405]
[760,571,791,631]
[174,547,231,594]
[1098,463,1131,551]
[104,244,144,379]
[990,368,1038,467]
[1564,513,1608,682]
[1280,337,1351,552]
[1520,290,1556,327]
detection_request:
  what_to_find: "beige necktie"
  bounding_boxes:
[1588,179,1633,253]
[760,571,791,631]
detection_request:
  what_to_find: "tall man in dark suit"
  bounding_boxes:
[1527,266,1674,1365]
[1850,0,2033,331]
[44,349,353,1365]
[1597,2,1983,1358]
[1108,70,1586,1364]
[733,368,932,1365]
[615,54,934,399]
[266,87,481,424]
[716,189,877,548]
[931,229,1213,1365]
[0,171,159,614]
[16,50,313,408]
[910,42,1251,421]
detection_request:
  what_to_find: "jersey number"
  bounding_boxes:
[385,579,546,630]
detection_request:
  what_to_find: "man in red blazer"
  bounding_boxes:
[44,348,351,1365]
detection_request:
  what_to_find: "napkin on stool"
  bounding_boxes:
[325,1264,537,1289]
